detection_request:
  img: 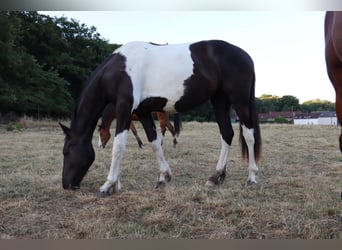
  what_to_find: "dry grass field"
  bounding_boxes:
[0,120,341,239]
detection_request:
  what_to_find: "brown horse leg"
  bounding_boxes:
[157,112,178,147]
[165,119,178,147]
[98,103,116,148]
[158,114,167,137]
[130,121,143,148]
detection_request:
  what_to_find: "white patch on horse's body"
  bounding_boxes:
[100,130,128,193]
[114,41,194,112]
[215,137,231,172]
[241,125,258,183]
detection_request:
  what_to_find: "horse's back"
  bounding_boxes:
[114,41,195,111]
[114,40,254,113]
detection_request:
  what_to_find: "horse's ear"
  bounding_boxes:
[59,122,71,137]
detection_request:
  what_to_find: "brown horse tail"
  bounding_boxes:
[173,113,182,136]
[239,73,262,162]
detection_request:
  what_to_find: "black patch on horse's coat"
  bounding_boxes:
[132,97,168,143]
[174,40,223,112]
[61,52,135,189]
[149,42,168,46]
[134,97,168,115]
[101,53,134,136]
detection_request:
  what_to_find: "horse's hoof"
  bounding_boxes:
[173,139,178,148]
[96,191,110,198]
[165,173,172,183]
[155,181,167,189]
[205,180,216,187]
[246,180,257,186]
[206,170,226,187]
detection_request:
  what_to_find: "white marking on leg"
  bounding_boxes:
[100,130,128,193]
[215,136,231,172]
[98,135,104,148]
[151,135,171,183]
[205,137,231,187]
[242,124,258,183]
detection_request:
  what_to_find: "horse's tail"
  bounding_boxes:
[173,113,182,136]
[239,73,262,162]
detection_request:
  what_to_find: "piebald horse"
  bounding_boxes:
[98,103,181,148]
[60,40,261,196]
[325,11,342,153]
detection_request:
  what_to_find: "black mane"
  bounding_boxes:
[70,53,116,130]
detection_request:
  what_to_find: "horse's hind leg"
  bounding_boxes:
[206,99,234,186]
[140,113,172,188]
[163,115,178,147]
[130,121,143,148]
[235,105,259,185]
[241,125,258,184]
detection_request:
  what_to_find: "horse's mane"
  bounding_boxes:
[70,53,116,130]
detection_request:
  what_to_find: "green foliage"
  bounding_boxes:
[301,99,335,113]
[0,11,118,118]
[182,101,216,122]
[256,95,300,113]
[274,116,292,124]
[256,95,335,114]
[6,122,14,131]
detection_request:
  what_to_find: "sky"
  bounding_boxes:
[40,11,335,103]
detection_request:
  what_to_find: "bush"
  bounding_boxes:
[6,122,14,131]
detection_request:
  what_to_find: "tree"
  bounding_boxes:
[16,12,118,101]
[279,95,300,111]
[256,94,281,113]
[0,12,73,117]
[256,94,336,114]
[0,11,119,118]
[301,99,335,112]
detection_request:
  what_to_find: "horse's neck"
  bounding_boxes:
[71,86,106,138]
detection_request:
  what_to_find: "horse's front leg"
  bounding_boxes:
[140,114,172,188]
[98,106,132,197]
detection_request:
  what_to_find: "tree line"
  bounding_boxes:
[0,11,118,118]
[256,94,335,113]
[0,12,335,122]
[182,95,335,122]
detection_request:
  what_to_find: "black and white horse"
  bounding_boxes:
[60,40,261,196]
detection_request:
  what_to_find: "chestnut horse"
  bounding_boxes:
[98,103,181,148]
[325,11,342,152]
[60,40,261,196]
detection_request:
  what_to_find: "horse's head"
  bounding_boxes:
[59,123,95,189]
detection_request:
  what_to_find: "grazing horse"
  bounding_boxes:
[60,40,261,196]
[98,103,181,149]
[325,11,342,153]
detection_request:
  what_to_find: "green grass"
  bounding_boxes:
[0,122,341,238]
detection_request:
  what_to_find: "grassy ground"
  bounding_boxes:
[0,120,341,239]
